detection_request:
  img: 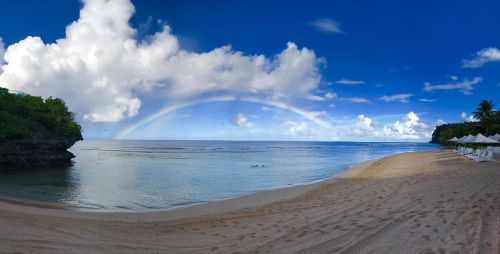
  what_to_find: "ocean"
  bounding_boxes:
[0,140,440,211]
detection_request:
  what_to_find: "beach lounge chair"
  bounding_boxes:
[466,149,481,160]
[474,151,493,162]
[460,148,473,156]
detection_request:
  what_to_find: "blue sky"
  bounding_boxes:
[0,0,498,141]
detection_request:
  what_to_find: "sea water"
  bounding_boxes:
[0,140,440,211]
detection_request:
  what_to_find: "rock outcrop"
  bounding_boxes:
[0,87,82,168]
[0,140,79,168]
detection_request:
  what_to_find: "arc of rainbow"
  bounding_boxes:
[115,96,334,139]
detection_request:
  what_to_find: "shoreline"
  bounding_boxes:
[2,149,499,253]
[0,149,406,219]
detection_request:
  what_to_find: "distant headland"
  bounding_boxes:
[431,100,500,144]
[0,88,82,168]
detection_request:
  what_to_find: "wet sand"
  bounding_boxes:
[0,149,499,253]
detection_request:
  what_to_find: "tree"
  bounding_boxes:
[0,87,82,141]
[473,100,496,135]
[431,99,500,143]
[473,100,494,122]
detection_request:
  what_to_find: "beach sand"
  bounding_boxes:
[0,149,499,253]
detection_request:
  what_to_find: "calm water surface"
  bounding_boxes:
[0,140,440,211]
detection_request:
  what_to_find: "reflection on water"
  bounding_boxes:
[0,140,440,211]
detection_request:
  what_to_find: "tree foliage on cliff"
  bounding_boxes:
[431,100,500,144]
[0,87,82,142]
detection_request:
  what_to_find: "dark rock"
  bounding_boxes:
[0,140,79,168]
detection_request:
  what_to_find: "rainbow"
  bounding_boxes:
[115,96,334,139]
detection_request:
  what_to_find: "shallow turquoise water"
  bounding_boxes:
[0,140,440,211]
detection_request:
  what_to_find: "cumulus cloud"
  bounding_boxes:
[352,114,375,136]
[379,93,413,103]
[335,79,364,85]
[0,0,324,123]
[233,113,253,128]
[310,18,343,33]
[285,121,311,136]
[383,112,430,139]
[423,77,482,95]
[349,112,430,140]
[462,47,500,68]
[461,112,478,122]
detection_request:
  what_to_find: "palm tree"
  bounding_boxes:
[472,100,500,135]
[473,100,495,134]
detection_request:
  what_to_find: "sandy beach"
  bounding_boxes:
[1,149,499,254]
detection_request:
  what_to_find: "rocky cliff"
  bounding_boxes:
[0,87,82,168]
[0,140,79,168]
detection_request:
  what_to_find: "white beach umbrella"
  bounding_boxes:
[488,134,500,141]
[457,135,473,143]
[447,137,459,142]
[463,133,499,143]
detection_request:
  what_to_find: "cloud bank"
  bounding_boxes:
[0,0,324,123]
[349,112,430,140]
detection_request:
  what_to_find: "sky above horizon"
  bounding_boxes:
[0,0,499,141]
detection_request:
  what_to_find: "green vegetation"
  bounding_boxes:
[0,87,82,142]
[431,100,500,144]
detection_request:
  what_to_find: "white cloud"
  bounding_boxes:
[339,97,370,103]
[348,111,431,140]
[285,121,311,136]
[335,79,365,85]
[325,92,337,99]
[423,77,482,95]
[383,112,430,139]
[352,114,375,136]
[379,93,413,103]
[261,106,272,111]
[307,91,337,101]
[310,18,342,33]
[449,75,458,81]
[233,113,253,128]
[462,47,500,68]
[436,119,446,126]
[419,98,437,102]
[308,111,327,118]
[307,95,327,101]
[461,112,478,122]
[0,0,324,123]
[0,37,5,65]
